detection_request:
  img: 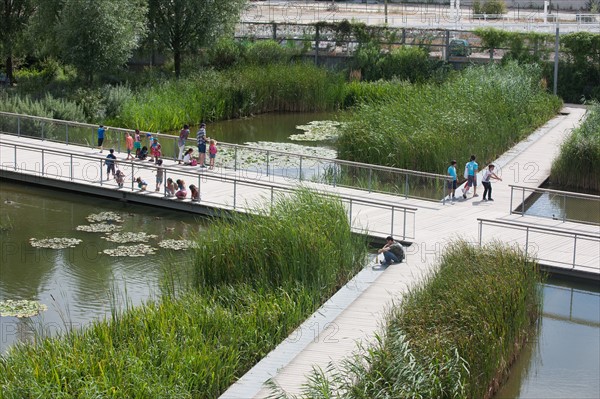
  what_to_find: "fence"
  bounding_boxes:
[510,184,600,225]
[478,218,600,273]
[0,111,450,202]
[0,138,418,240]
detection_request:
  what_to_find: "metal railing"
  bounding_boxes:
[510,184,600,225]
[0,139,417,240]
[0,111,450,202]
[478,218,600,272]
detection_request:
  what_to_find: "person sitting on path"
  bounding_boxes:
[114,169,125,188]
[135,177,148,191]
[105,149,117,180]
[447,160,458,204]
[182,148,196,165]
[189,184,200,202]
[378,236,405,267]
[178,124,190,164]
[463,155,479,199]
[175,179,187,199]
[165,178,176,197]
[138,146,148,160]
[481,164,502,201]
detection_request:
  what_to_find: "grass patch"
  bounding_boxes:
[551,102,600,192]
[0,189,367,398]
[337,62,562,173]
[282,241,542,399]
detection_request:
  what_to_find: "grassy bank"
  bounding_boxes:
[551,102,600,192]
[337,62,562,173]
[284,241,542,399]
[0,190,367,398]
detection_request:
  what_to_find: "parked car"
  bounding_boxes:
[449,39,472,57]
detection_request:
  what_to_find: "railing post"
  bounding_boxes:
[368,168,372,193]
[478,220,483,246]
[521,187,525,217]
[100,159,103,185]
[92,127,95,149]
[70,154,73,181]
[197,174,201,200]
[41,149,45,176]
[510,186,513,214]
[41,122,44,140]
[17,116,21,137]
[572,234,577,269]
[233,179,237,209]
[524,227,529,258]
[131,164,135,191]
[66,125,69,144]
[234,147,238,172]
[13,146,17,170]
[404,174,409,199]
[563,193,566,222]
[348,198,353,221]
[403,208,407,240]
[266,150,270,177]
[299,156,303,182]
[390,206,395,237]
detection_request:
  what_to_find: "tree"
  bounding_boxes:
[0,0,35,84]
[149,0,247,78]
[57,0,147,83]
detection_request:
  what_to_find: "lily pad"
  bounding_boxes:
[76,223,123,233]
[158,239,198,250]
[0,299,48,318]
[103,244,157,257]
[102,232,158,243]
[30,237,83,249]
[86,212,123,223]
[290,120,344,141]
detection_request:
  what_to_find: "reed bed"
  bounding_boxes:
[116,64,346,132]
[551,102,600,192]
[282,241,542,399]
[0,190,367,398]
[337,62,562,173]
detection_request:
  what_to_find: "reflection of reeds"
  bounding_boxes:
[0,189,367,397]
[292,241,542,399]
[551,102,600,192]
[338,62,562,173]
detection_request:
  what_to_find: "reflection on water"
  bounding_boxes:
[496,278,600,398]
[523,187,600,225]
[0,181,206,353]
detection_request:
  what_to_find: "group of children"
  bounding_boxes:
[447,155,502,205]
[101,122,218,201]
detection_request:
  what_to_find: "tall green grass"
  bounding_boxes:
[551,102,600,192]
[115,64,346,132]
[0,190,367,398]
[337,62,563,173]
[283,241,542,399]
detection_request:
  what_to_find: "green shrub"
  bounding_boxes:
[207,38,245,69]
[244,40,297,65]
[101,84,133,120]
[377,46,433,83]
[551,102,600,191]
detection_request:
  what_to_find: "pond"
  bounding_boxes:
[522,184,600,225]
[496,278,600,399]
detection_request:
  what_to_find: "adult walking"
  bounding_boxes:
[196,123,207,168]
[447,160,458,204]
[178,124,190,164]
[97,125,108,153]
[482,164,502,201]
[463,155,479,199]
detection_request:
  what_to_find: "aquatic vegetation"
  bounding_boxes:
[157,239,198,250]
[219,142,336,170]
[551,102,600,192]
[0,300,48,318]
[103,244,157,257]
[293,241,542,399]
[76,223,123,233]
[102,232,158,243]
[29,237,82,249]
[85,211,123,223]
[290,120,344,142]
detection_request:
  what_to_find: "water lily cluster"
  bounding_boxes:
[158,239,197,250]
[102,232,158,243]
[86,212,123,223]
[290,120,344,142]
[76,223,123,233]
[0,299,48,318]
[29,237,82,249]
[103,244,157,257]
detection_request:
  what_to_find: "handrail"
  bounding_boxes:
[0,111,449,202]
[0,139,417,240]
[509,184,600,225]
[477,218,600,272]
